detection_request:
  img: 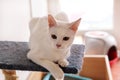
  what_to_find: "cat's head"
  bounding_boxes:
[48,15,81,49]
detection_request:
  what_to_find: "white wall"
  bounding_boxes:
[30,0,47,17]
[47,0,61,15]
[113,0,120,50]
[0,0,30,41]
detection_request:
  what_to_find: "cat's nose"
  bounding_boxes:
[56,44,61,48]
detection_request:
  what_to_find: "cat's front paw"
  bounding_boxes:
[58,59,69,67]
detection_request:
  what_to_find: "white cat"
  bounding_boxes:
[27,13,81,80]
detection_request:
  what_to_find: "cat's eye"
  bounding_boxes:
[51,34,57,39]
[63,37,69,41]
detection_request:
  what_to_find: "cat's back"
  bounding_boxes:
[29,16,51,50]
[29,16,48,34]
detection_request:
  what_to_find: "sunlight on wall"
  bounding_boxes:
[59,0,113,30]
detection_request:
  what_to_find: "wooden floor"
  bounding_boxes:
[111,58,120,80]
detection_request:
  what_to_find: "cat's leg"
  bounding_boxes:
[27,51,64,80]
[58,59,69,67]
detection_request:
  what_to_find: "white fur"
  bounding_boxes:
[27,13,80,80]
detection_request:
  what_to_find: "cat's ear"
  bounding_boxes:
[70,18,81,32]
[48,14,57,28]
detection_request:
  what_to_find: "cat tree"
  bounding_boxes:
[0,41,84,80]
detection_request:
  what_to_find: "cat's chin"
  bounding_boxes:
[56,47,63,50]
[52,46,63,50]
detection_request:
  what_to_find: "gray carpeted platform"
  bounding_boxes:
[0,41,84,74]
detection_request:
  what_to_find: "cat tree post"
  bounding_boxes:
[2,70,18,80]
